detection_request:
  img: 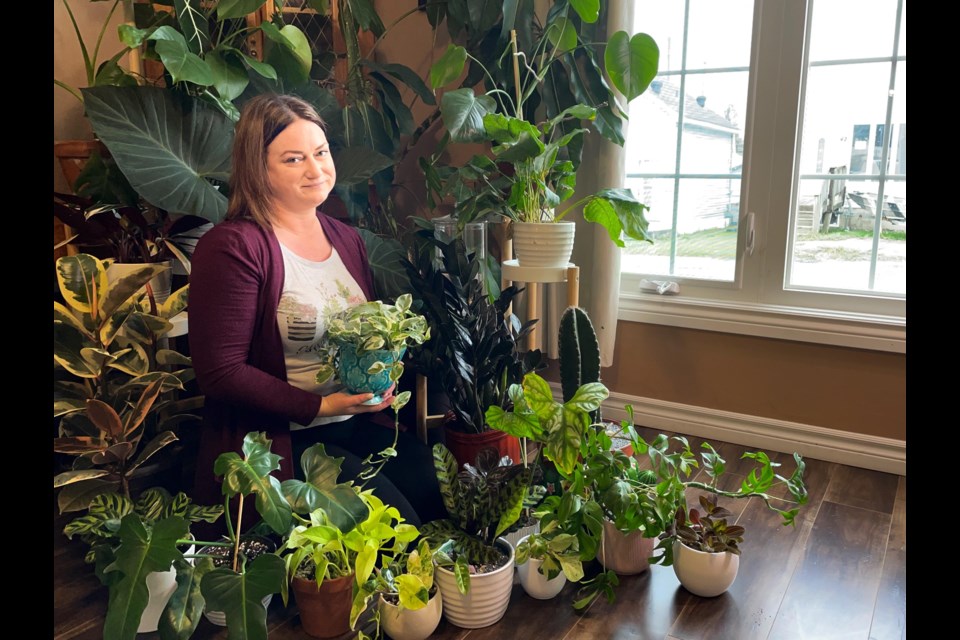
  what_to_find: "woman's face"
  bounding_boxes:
[265,117,336,215]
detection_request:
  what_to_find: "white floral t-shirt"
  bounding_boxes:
[276,243,366,428]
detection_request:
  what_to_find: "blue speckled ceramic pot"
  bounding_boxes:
[336,344,406,400]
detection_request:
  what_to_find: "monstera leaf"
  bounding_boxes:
[213,432,292,535]
[102,514,189,640]
[200,554,286,640]
[81,86,233,223]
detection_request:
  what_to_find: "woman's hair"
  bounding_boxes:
[226,93,328,228]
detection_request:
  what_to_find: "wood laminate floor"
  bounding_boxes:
[53,426,906,640]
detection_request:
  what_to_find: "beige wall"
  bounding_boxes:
[556,321,906,442]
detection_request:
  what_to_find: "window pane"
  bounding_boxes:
[686,0,754,69]
[675,178,739,281]
[789,179,905,295]
[898,1,906,55]
[621,178,675,275]
[625,76,678,174]
[798,63,894,176]
[891,63,906,175]
[679,71,748,174]
[808,0,899,61]
[636,3,685,74]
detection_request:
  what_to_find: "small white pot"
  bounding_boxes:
[137,543,195,634]
[434,537,514,629]
[515,536,566,600]
[378,590,443,640]
[595,520,656,575]
[512,221,576,267]
[672,540,740,597]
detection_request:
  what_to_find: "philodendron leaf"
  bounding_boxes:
[214,432,292,535]
[200,554,285,640]
[440,89,497,143]
[103,515,189,640]
[148,26,214,86]
[216,0,269,20]
[82,86,233,224]
[160,556,214,640]
[281,444,368,530]
[545,16,577,54]
[429,44,467,89]
[604,31,660,102]
[570,0,600,23]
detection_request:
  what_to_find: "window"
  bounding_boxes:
[619,0,906,351]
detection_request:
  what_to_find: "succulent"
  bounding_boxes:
[674,495,746,555]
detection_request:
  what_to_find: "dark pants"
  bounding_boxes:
[289,415,447,528]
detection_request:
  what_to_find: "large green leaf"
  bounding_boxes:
[160,556,214,640]
[216,0,268,20]
[206,50,249,102]
[358,229,411,302]
[148,27,214,86]
[81,86,233,223]
[200,554,285,640]
[332,147,394,187]
[440,89,497,143]
[546,17,578,54]
[103,515,189,640]
[214,432,292,535]
[280,444,368,532]
[570,0,600,23]
[584,188,651,245]
[430,44,467,89]
[604,31,659,102]
[173,0,210,55]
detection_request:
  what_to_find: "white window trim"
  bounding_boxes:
[618,0,906,353]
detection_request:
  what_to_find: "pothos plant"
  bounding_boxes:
[315,293,431,391]
[353,538,436,640]
[515,519,584,583]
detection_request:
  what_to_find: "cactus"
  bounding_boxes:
[558,307,602,423]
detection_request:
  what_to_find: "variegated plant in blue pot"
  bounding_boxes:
[315,294,430,404]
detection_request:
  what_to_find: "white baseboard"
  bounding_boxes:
[549,383,906,476]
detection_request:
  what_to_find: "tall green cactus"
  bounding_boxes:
[558,307,602,423]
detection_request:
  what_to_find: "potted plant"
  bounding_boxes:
[670,494,745,597]
[515,520,583,600]
[280,488,420,638]
[402,232,543,466]
[350,538,442,640]
[314,293,430,405]
[53,253,197,515]
[418,444,539,629]
[424,5,661,267]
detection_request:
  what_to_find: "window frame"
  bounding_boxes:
[617,0,906,353]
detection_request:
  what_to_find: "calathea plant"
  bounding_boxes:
[419,445,543,592]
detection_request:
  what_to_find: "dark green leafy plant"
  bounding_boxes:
[419,444,540,593]
[403,232,543,434]
[675,495,746,555]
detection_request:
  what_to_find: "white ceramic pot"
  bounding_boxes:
[503,520,540,551]
[137,543,196,633]
[595,520,656,575]
[434,537,515,629]
[378,590,443,640]
[512,221,576,268]
[515,536,566,600]
[106,260,173,305]
[672,540,740,597]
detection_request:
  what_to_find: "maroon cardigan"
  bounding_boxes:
[188,212,376,508]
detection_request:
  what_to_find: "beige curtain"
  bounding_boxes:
[534,1,633,366]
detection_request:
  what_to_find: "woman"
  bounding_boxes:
[189,93,443,527]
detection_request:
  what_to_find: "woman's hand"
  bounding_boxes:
[317,384,396,418]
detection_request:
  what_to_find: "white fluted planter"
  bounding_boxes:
[515,536,566,600]
[503,520,540,551]
[378,590,443,640]
[672,540,740,597]
[512,221,575,267]
[434,538,514,629]
[595,520,656,575]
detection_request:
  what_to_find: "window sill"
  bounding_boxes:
[618,292,906,353]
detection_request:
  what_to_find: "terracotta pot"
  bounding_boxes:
[292,573,355,638]
[595,520,656,575]
[672,540,740,597]
[443,425,521,468]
